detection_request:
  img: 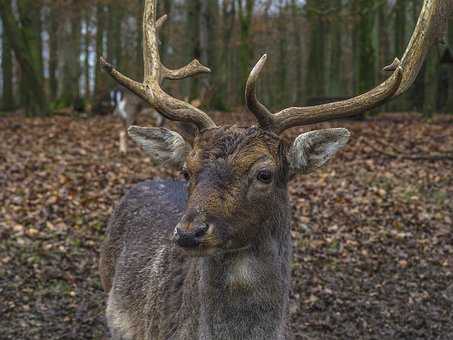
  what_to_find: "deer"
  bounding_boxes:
[99,0,451,339]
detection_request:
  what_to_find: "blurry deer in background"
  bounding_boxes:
[99,0,451,339]
[110,85,210,154]
[110,86,165,154]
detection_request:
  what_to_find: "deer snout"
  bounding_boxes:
[174,223,209,248]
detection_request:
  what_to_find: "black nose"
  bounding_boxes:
[174,224,209,248]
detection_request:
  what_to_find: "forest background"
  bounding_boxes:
[1,0,453,117]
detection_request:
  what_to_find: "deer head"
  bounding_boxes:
[101,0,451,256]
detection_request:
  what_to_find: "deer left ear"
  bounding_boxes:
[288,128,350,175]
[128,126,191,167]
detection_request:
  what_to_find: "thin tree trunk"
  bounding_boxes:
[423,48,440,118]
[61,5,81,105]
[277,0,288,106]
[305,0,327,99]
[237,0,255,95]
[95,3,106,94]
[48,4,59,101]
[186,0,201,100]
[446,20,453,113]
[291,0,303,104]
[204,0,225,110]
[1,19,14,110]
[0,0,49,115]
[328,1,343,97]
[357,0,375,95]
[84,9,91,99]
[394,0,408,111]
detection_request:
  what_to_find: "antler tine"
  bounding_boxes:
[394,0,452,96]
[245,55,402,134]
[272,64,402,133]
[245,54,275,130]
[246,0,451,134]
[101,0,216,131]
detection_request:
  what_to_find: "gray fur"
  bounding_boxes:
[102,180,291,340]
[288,128,350,174]
[128,127,191,167]
[101,127,350,340]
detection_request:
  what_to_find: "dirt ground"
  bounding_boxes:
[0,112,452,340]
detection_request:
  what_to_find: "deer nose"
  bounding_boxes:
[174,223,209,248]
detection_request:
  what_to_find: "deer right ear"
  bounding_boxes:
[128,126,191,167]
[288,128,350,175]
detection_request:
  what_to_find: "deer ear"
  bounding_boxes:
[128,126,191,167]
[288,128,350,175]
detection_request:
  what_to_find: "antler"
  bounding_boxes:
[100,0,216,131]
[246,0,452,134]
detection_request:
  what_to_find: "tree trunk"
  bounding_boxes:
[205,0,226,110]
[1,19,15,110]
[277,0,288,106]
[0,0,49,115]
[423,48,440,118]
[159,0,172,63]
[328,1,343,97]
[48,4,59,101]
[305,0,327,99]
[95,3,106,95]
[186,0,201,100]
[394,0,408,111]
[446,20,453,113]
[84,8,91,99]
[237,0,255,95]
[357,0,375,95]
[290,0,303,105]
[136,0,144,80]
[61,5,81,106]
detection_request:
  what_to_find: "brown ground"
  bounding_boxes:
[0,112,452,340]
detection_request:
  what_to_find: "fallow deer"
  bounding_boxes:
[99,0,451,339]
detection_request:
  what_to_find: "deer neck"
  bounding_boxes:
[197,204,291,340]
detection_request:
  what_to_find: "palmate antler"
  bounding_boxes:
[100,0,216,131]
[246,0,453,134]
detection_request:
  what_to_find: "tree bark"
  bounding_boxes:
[291,0,303,104]
[1,18,15,110]
[84,8,91,99]
[237,0,255,94]
[186,0,201,100]
[423,48,440,118]
[95,3,106,94]
[61,4,81,105]
[328,0,343,97]
[0,0,49,115]
[305,0,327,99]
[48,4,59,101]
[277,0,288,106]
[357,0,376,95]
[446,20,453,113]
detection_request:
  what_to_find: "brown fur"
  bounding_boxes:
[100,125,349,340]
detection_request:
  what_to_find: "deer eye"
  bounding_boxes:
[181,169,190,181]
[256,169,273,184]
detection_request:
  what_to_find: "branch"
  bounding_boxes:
[361,138,453,161]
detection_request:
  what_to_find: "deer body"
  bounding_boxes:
[103,182,291,340]
[101,128,294,340]
[100,0,448,339]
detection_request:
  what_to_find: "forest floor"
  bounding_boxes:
[0,112,452,340]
